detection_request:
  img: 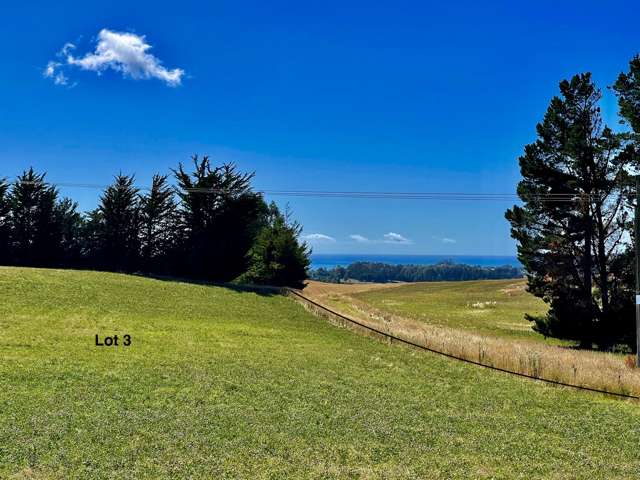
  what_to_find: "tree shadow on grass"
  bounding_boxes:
[0,264,290,297]
[134,272,285,297]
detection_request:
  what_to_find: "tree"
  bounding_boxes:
[92,174,140,272]
[309,262,522,283]
[505,73,633,348]
[612,54,640,349]
[139,174,177,273]
[0,159,311,285]
[613,55,640,136]
[9,168,66,267]
[239,203,310,288]
[174,155,267,281]
[0,178,11,264]
[80,208,103,267]
[55,198,84,267]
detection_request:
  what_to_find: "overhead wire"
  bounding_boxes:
[7,180,633,202]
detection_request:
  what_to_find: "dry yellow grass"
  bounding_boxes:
[302,281,640,397]
[302,279,404,297]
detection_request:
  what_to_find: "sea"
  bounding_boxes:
[310,254,520,270]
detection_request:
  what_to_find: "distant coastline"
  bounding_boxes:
[310,254,520,270]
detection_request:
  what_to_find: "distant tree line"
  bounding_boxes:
[310,261,522,283]
[506,54,640,350]
[0,156,309,288]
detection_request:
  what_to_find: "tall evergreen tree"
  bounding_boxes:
[139,174,177,273]
[81,208,103,267]
[93,174,140,272]
[174,155,267,281]
[0,178,11,264]
[612,54,640,349]
[9,168,64,267]
[55,198,84,267]
[505,74,633,348]
[1,160,311,286]
[613,55,640,136]
[613,55,640,199]
[239,203,310,288]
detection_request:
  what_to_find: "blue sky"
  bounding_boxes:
[1,0,638,255]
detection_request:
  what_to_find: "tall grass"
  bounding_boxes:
[298,291,640,398]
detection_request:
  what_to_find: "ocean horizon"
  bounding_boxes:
[310,254,520,270]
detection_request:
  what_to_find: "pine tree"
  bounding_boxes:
[240,203,310,288]
[174,155,267,281]
[612,54,640,349]
[613,55,640,135]
[93,174,140,272]
[0,178,11,265]
[81,208,103,267]
[9,168,63,266]
[1,160,312,285]
[505,74,633,348]
[139,174,177,273]
[55,198,84,267]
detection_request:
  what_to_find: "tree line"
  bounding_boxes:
[506,54,640,350]
[311,261,522,283]
[0,156,309,288]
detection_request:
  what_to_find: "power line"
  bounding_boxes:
[7,180,632,202]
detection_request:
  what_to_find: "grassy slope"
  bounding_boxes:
[0,268,639,479]
[352,279,559,344]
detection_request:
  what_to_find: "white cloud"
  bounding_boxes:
[349,234,370,243]
[432,235,457,244]
[383,232,411,244]
[44,61,57,78]
[43,61,68,85]
[44,29,184,87]
[302,233,336,243]
[348,232,411,245]
[60,43,75,56]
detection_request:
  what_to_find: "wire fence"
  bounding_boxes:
[284,287,640,401]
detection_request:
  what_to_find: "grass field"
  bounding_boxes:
[1,268,640,478]
[350,279,554,343]
[306,279,640,396]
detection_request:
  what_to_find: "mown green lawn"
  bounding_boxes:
[352,279,560,344]
[1,268,639,479]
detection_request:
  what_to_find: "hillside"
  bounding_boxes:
[1,268,639,479]
[349,278,550,343]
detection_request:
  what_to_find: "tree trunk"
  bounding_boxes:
[582,197,593,348]
[595,207,609,317]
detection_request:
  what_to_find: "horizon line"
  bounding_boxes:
[310,253,518,257]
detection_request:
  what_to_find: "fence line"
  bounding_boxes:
[284,287,640,400]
